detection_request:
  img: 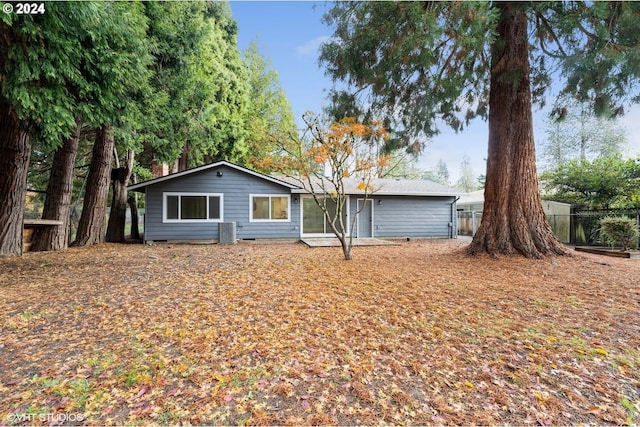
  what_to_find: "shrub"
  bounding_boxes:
[599,216,639,251]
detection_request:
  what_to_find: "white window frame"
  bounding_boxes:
[249,194,291,222]
[163,192,224,223]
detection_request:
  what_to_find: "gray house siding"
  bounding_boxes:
[143,164,300,241]
[133,161,462,242]
[352,196,457,238]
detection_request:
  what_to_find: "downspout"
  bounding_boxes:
[450,196,460,239]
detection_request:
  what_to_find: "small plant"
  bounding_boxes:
[621,396,638,426]
[599,216,639,251]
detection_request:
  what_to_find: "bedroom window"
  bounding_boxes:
[164,193,223,222]
[250,195,290,222]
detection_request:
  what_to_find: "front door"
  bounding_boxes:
[357,199,373,238]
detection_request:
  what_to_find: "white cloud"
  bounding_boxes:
[295,36,331,56]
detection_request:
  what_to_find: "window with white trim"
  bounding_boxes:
[163,193,223,222]
[250,194,290,222]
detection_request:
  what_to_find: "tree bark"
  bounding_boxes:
[127,195,141,240]
[0,97,31,256]
[71,125,114,247]
[467,3,567,258]
[178,143,189,172]
[31,117,82,252]
[105,148,134,242]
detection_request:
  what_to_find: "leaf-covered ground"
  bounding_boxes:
[1,240,639,426]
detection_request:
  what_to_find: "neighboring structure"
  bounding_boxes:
[128,161,463,243]
[457,189,571,242]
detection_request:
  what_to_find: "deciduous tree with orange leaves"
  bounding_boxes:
[258,113,389,260]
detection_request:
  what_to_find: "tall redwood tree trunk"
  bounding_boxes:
[31,117,82,252]
[72,125,114,247]
[105,149,134,242]
[468,3,566,258]
[0,98,31,256]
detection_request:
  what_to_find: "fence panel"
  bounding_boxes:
[571,209,640,247]
[546,214,571,243]
[456,209,639,247]
[457,211,483,237]
[22,202,144,243]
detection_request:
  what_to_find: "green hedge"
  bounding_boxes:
[599,216,639,251]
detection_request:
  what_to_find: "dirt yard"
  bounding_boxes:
[1,239,638,426]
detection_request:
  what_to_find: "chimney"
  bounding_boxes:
[151,159,168,178]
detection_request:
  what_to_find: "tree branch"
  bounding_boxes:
[534,12,568,59]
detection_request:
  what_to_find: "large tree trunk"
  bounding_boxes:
[71,125,114,247]
[127,195,141,240]
[0,98,31,256]
[31,117,82,252]
[105,148,134,242]
[467,3,566,258]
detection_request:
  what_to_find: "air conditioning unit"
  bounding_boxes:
[218,222,237,244]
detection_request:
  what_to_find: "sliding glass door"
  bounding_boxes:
[302,197,345,235]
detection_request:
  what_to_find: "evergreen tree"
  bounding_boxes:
[456,155,478,193]
[0,1,150,254]
[540,105,628,171]
[30,118,82,251]
[72,1,151,247]
[320,2,640,258]
[144,1,249,171]
[435,159,450,186]
[242,41,297,173]
[1,2,90,255]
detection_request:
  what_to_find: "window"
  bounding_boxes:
[164,193,223,222]
[250,195,290,222]
[302,196,348,235]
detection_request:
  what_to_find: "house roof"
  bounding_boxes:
[127,160,463,197]
[457,189,572,207]
[127,161,300,192]
[276,175,464,197]
[457,189,485,204]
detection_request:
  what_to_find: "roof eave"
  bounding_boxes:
[291,189,463,197]
[127,161,300,191]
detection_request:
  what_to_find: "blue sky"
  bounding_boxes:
[230,1,640,183]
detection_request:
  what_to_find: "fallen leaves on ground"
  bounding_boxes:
[0,240,639,426]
